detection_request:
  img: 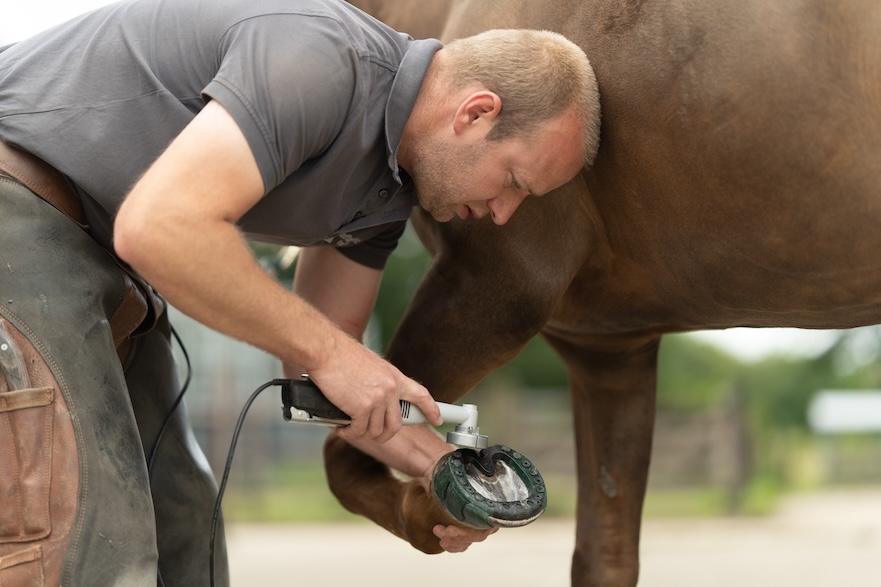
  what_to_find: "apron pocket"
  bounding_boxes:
[0,545,45,586]
[0,387,54,543]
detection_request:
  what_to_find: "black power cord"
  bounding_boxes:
[145,325,287,586]
[209,378,289,587]
[150,325,192,587]
[148,325,192,476]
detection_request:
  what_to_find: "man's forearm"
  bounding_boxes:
[119,214,338,372]
[345,424,453,478]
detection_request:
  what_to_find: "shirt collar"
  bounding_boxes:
[385,38,443,186]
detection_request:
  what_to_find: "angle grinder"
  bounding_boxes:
[281,377,547,529]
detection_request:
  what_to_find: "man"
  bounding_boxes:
[0,0,600,584]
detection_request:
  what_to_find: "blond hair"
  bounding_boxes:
[443,29,601,164]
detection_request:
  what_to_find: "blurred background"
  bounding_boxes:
[5,0,881,546]
[170,230,881,525]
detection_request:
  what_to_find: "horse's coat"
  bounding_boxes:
[326,1,881,585]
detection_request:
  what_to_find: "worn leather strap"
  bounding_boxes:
[0,387,54,413]
[0,140,164,352]
[0,545,42,571]
[0,140,86,227]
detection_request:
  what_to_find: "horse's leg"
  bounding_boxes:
[323,434,458,553]
[324,178,594,552]
[321,245,556,552]
[545,333,660,587]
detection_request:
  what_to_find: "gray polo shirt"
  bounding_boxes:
[0,0,442,268]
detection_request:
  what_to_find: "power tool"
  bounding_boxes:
[280,377,547,529]
[281,375,489,447]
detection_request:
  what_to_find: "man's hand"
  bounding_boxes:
[289,246,441,442]
[433,524,498,553]
[305,336,440,443]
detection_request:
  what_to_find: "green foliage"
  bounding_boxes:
[659,328,881,431]
[657,334,743,412]
[372,227,433,347]
[498,336,570,388]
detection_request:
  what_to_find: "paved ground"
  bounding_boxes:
[227,489,881,586]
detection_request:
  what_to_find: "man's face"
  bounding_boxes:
[409,110,584,225]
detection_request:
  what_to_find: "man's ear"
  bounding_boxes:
[452,91,502,136]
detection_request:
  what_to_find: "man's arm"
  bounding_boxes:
[113,100,440,442]
[289,246,380,346]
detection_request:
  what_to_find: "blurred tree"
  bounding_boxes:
[371,226,432,347]
[657,334,743,412]
[743,327,881,431]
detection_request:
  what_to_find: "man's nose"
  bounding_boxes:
[487,192,528,225]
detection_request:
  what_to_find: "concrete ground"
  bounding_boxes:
[227,489,881,586]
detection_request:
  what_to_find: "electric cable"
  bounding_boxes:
[145,323,284,586]
[137,324,286,586]
[148,325,191,587]
[209,378,288,587]
[148,325,192,477]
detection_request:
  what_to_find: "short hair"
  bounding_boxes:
[442,29,601,165]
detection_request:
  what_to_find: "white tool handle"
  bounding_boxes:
[400,401,479,429]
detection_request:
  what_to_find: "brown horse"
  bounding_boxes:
[325,1,881,585]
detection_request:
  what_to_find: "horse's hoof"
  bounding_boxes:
[431,445,547,529]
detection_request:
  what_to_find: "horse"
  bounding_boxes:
[325,1,881,585]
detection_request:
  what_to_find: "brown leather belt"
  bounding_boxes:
[0,139,164,356]
[0,139,87,227]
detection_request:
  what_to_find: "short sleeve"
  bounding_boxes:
[337,221,407,269]
[202,14,358,192]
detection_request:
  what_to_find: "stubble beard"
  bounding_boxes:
[410,137,472,222]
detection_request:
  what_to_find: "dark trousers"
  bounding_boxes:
[0,175,228,586]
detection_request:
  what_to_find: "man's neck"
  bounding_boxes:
[397,50,445,172]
